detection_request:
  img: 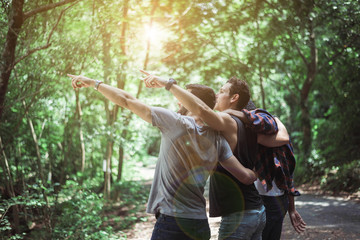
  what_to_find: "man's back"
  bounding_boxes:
[209,115,262,217]
[146,107,233,219]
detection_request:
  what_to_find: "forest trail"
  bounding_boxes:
[122,165,360,240]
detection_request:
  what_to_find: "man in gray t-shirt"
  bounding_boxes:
[69,74,256,240]
[147,107,232,220]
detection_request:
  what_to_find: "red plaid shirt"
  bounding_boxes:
[241,109,300,196]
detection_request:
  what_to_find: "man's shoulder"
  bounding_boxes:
[229,114,246,128]
[151,106,171,114]
[151,106,180,119]
[217,112,238,128]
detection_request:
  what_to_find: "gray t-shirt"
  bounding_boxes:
[146,107,233,219]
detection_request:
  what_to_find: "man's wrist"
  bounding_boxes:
[94,80,103,90]
[165,78,177,91]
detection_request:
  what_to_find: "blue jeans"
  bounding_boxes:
[151,213,210,240]
[261,195,289,240]
[218,205,266,240]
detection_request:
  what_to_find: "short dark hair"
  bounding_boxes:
[227,77,250,110]
[245,99,256,111]
[186,84,216,110]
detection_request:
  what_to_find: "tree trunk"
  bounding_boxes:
[0,137,20,233]
[116,0,158,183]
[259,66,266,109]
[117,128,129,182]
[300,19,317,160]
[300,98,311,158]
[23,101,45,184]
[136,0,158,98]
[118,144,124,182]
[116,0,129,182]
[22,101,52,234]
[0,0,78,119]
[75,91,85,172]
[100,24,115,199]
[0,0,24,119]
[104,140,113,198]
[256,17,266,109]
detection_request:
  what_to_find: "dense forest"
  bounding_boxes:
[1,0,359,239]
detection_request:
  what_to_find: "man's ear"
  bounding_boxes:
[230,94,239,104]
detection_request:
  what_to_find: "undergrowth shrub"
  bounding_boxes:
[321,161,360,193]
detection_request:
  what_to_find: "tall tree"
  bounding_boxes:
[0,0,79,119]
[116,0,130,182]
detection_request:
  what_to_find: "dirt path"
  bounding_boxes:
[123,166,360,240]
[281,192,360,240]
[123,191,360,240]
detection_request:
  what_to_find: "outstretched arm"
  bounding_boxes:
[288,194,306,233]
[140,70,231,131]
[68,74,152,123]
[220,156,257,185]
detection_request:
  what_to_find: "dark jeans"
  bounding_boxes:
[218,205,266,240]
[151,213,211,240]
[261,194,289,240]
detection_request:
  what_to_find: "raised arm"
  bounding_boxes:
[140,70,231,131]
[68,74,152,123]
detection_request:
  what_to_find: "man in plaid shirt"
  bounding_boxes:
[226,102,306,240]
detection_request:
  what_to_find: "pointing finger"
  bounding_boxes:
[139,69,150,76]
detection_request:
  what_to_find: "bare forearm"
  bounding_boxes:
[69,74,152,123]
[288,194,295,212]
[98,83,151,123]
[274,117,289,142]
[258,133,288,147]
[220,156,257,185]
[258,117,289,147]
[98,83,135,108]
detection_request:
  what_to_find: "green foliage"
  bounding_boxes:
[0,175,150,239]
[320,162,360,193]
[0,182,50,240]
[50,180,111,240]
[108,180,150,230]
[1,0,360,237]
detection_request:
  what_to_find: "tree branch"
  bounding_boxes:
[14,44,51,66]
[287,72,301,92]
[168,1,193,26]
[205,32,248,70]
[267,76,299,104]
[14,1,78,66]
[318,34,360,73]
[23,0,79,20]
[290,36,308,66]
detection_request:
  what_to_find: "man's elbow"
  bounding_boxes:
[278,131,290,143]
[198,108,225,131]
[114,93,130,108]
[245,173,257,185]
[280,136,290,144]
